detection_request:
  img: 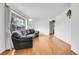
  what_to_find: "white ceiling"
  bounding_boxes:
[8,3,70,21]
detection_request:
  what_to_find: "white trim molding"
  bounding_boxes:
[71,47,79,55]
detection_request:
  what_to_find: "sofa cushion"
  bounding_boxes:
[12,31,21,39]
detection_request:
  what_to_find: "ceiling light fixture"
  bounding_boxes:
[49,19,52,21]
[28,18,32,21]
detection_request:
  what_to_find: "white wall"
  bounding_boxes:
[0,3,6,53]
[5,5,13,50]
[55,9,71,44]
[28,18,49,35]
[71,4,79,54]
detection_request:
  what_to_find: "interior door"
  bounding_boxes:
[49,20,55,35]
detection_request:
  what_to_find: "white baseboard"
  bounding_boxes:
[71,47,79,55]
[55,35,71,45]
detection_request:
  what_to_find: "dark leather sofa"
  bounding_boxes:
[11,29,39,50]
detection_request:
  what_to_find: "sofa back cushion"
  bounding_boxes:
[26,29,35,34]
[29,29,35,33]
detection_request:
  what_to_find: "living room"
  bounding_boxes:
[0,3,79,55]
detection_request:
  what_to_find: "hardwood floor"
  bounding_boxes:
[0,35,74,55]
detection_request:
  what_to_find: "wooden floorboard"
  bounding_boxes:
[0,35,76,55]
